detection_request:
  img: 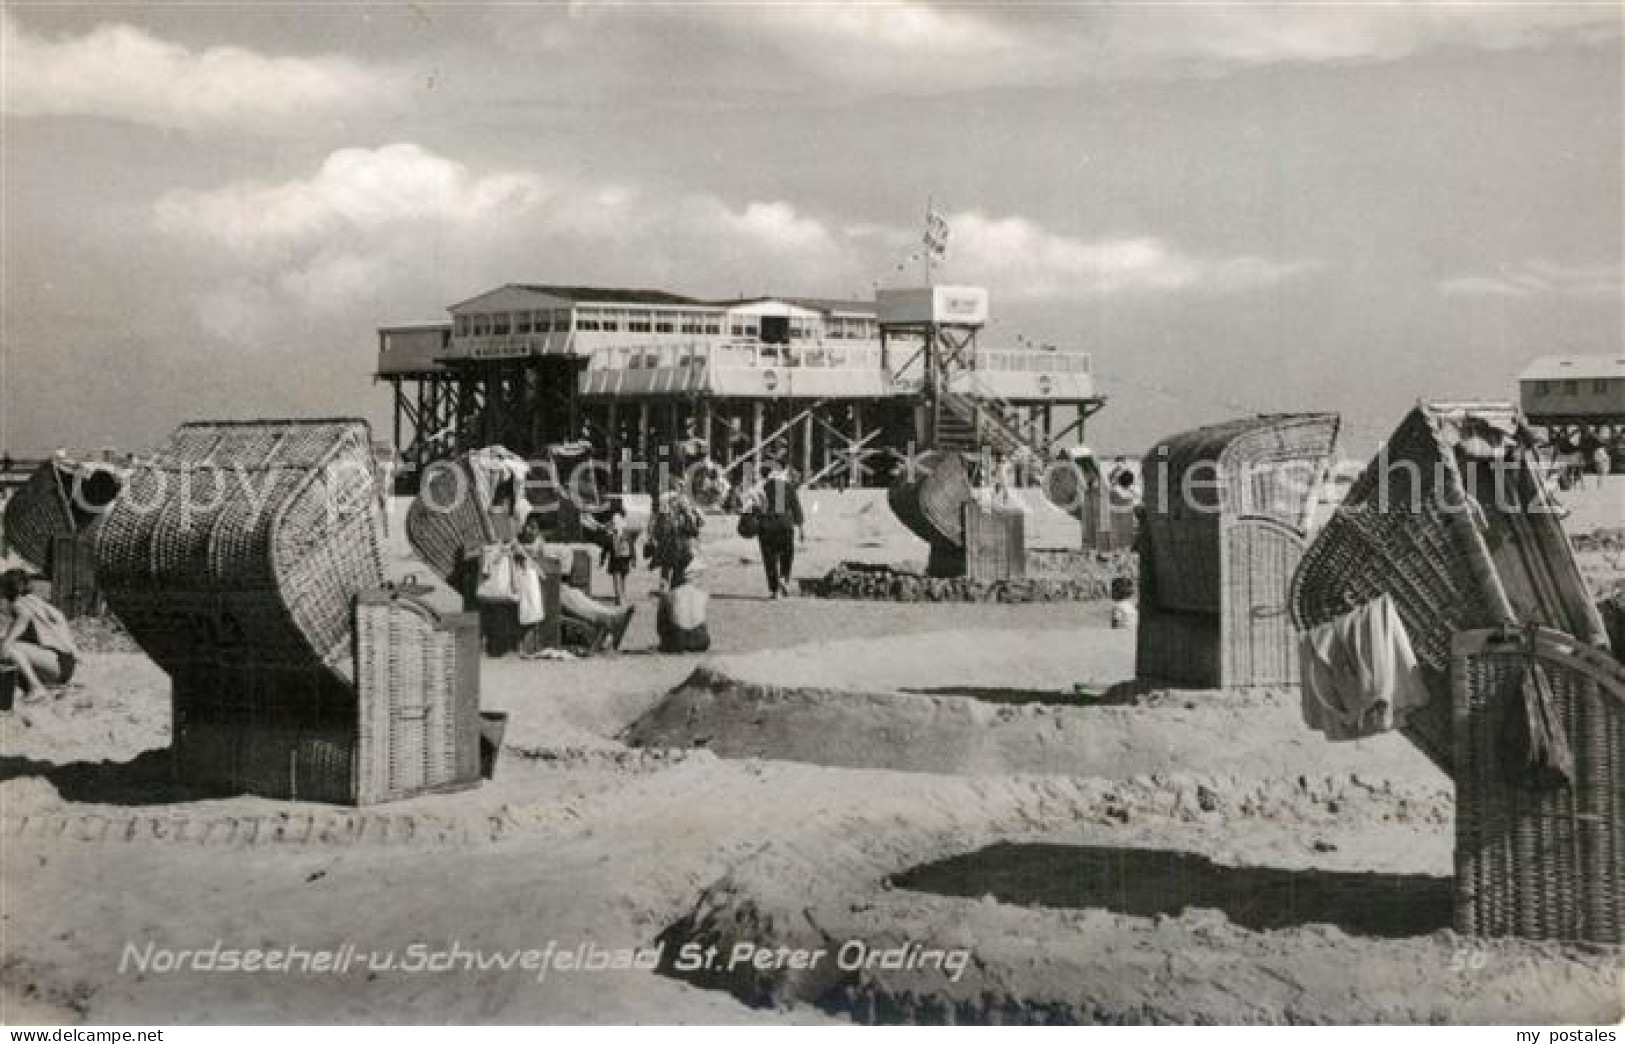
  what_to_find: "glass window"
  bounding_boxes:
[1534,381,1549,397]
[516,313,533,335]
[455,316,470,337]
[1595,379,1611,394]
[629,318,652,333]
[704,322,721,335]
[1563,380,1579,395]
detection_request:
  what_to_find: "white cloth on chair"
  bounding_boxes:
[1300,594,1431,741]
[515,557,545,626]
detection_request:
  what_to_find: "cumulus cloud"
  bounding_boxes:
[0,11,397,130]
[944,212,1321,299]
[155,144,545,256]
[154,144,1322,345]
[1438,259,1623,299]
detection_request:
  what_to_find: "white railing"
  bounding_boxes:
[451,332,574,359]
[975,350,1091,374]
[585,339,886,373]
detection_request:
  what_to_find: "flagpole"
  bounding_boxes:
[923,195,933,288]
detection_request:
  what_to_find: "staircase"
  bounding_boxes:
[935,387,1038,460]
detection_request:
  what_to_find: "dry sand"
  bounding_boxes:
[2,485,1621,1024]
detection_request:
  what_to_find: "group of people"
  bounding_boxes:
[511,514,635,656]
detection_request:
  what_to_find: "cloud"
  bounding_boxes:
[0,11,398,130]
[154,144,1322,346]
[943,212,1322,299]
[1438,259,1622,299]
[155,144,544,256]
[516,3,1620,94]
[1087,5,1620,74]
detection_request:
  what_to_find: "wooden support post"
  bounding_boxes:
[852,402,865,487]
[802,407,814,480]
[638,401,651,493]
[752,401,764,470]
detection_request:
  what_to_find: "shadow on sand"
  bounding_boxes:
[0,749,215,806]
[892,842,1452,939]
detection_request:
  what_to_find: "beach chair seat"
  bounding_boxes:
[96,419,482,805]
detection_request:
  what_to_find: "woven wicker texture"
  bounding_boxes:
[1142,414,1340,614]
[1136,413,1340,689]
[1290,403,1606,772]
[887,450,974,549]
[1452,627,1624,944]
[171,671,357,803]
[354,588,481,804]
[405,456,501,583]
[3,459,123,573]
[48,533,102,619]
[95,419,386,687]
[964,502,1026,583]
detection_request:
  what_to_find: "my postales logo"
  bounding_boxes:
[941,294,981,317]
[762,369,781,393]
[1036,374,1055,396]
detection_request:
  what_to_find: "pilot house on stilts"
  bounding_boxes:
[375,282,1105,492]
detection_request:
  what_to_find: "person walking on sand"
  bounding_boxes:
[756,461,805,599]
[1,569,79,695]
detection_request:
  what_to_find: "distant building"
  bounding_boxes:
[374,281,1104,491]
[1519,355,1625,425]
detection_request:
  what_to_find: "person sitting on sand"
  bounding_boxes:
[516,516,633,653]
[1,568,79,694]
[656,572,710,654]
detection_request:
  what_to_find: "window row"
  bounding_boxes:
[1533,378,1617,397]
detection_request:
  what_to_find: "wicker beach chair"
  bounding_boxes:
[1135,413,1341,690]
[887,450,975,552]
[2,457,124,570]
[1289,402,1606,772]
[95,419,481,804]
[1452,626,1623,944]
[405,451,532,585]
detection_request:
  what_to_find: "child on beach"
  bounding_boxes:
[599,502,637,606]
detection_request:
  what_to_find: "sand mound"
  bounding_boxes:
[624,666,1445,785]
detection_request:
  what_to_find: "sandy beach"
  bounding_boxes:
[2,485,1620,1024]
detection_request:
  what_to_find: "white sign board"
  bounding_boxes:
[876,285,989,326]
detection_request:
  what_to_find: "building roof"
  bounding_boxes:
[709,295,877,316]
[515,284,703,306]
[448,283,704,312]
[787,296,878,316]
[1518,355,1625,382]
[379,320,452,332]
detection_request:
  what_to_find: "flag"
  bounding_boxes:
[923,206,950,259]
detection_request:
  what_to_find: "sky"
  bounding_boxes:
[1,1,1621,456]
